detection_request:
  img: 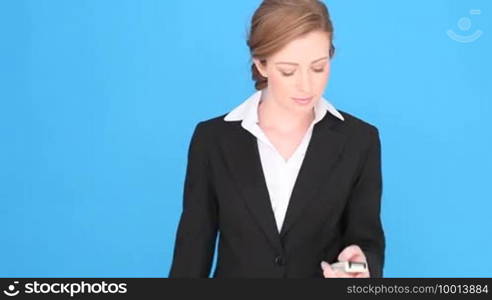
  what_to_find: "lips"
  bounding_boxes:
[292,96,314,105]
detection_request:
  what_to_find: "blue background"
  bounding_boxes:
[1,0,490,277]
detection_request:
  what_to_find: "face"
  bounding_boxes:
[253,30,332,114]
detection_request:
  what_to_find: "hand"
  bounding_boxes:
[321,244,370,278]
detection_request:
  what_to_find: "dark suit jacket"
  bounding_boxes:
[169,110,385,278]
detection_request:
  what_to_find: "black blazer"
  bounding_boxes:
[169,110,385,278]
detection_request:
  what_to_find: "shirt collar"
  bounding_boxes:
[224,88,345,124]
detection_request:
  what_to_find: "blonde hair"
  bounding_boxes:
[247,0,335,90]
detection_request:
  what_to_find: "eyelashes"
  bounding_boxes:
[280,69,325,77]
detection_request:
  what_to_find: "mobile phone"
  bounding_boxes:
[330,261,367,273]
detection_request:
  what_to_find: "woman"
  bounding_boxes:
[169,0,385,278]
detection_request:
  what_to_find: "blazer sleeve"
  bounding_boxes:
[341,126,385,278]
[168,122,219,278]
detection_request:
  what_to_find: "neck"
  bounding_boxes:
[258,91,314,132]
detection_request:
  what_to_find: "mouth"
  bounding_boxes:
[291,96,314,105]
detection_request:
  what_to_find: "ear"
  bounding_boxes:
[252,57,268,78]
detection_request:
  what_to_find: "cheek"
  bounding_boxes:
[267,73,291,94]
[317,71,330,87]
[267,72,289,87]
[325,65,331,81]
[315,68,331,91]
[266,74,294,105]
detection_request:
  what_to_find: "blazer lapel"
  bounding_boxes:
[220,113,346,252]
[221,122,284,254]
[279,114,346,238]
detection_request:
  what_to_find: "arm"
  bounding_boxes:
[341,126,385,278]
[168,122,219,278]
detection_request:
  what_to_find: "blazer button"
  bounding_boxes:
[274,256,285,266]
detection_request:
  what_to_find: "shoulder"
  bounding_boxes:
[338,110,378,134]
[337,110,379,138]
[194,113,231,134]
[332,110,381,151]
[190,113,237,145]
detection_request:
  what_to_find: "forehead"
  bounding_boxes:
[270,30,331,64]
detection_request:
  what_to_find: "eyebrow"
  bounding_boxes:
[274,56,329,66]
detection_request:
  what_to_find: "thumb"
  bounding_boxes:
[338,244,362,262]
[321,261,336,278]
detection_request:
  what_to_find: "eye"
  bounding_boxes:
[280,70,295,77]
[279,68,324,76]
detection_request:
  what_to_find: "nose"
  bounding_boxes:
[296,69,312,94]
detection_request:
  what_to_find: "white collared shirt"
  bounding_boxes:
[224,88,344,233]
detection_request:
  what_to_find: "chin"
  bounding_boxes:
[286,104,313,117]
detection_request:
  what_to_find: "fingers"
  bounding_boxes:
[321,261,356,278]
[354,271,370,278]
[338,244,367,263]
[321,261,336,278]
[333,269,352,278]
[336,244,370,278]
[322,249,371,278]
